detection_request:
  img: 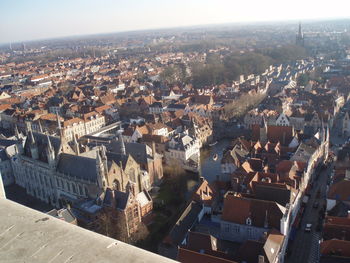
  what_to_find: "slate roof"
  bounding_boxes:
[164,201,203,246]
[106,152,129,169]
[115,191,130,210]
[253,183,292,206]
[57,153,98,181]
[0,149,8,161]
[24,132,62,162]
[109,141,151,164]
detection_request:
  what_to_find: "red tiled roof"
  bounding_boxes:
[177,247,237,263]
[320,239,350,257]
[221,193,285,230]
[328,179,350,201]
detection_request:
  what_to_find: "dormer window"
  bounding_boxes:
[246,217,252,225]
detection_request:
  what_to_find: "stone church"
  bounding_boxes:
[11,126,144,208]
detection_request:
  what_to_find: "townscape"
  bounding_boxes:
[1,15,350,263]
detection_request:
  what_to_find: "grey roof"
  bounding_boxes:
[103,189,130,211]
[109,141,151,164]
[0,149,8,161]
[150,101,163,108]
[57,153,98,181]
[167,201,203,246]
[106,152,129,169]
[0,139,17,148]
[24,132,62,162]
[115,191,130,210]
[167,104,186,109]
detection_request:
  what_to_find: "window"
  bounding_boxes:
[224,224,229,232]
[233,225,240,234]
[247,227,253,238]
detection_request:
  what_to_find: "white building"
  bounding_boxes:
[165,134,200,172]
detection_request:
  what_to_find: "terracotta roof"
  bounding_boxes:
[320,239,350,257]
[186,231,217,252]
[63,117,84,128]
[177,247,237,263]
[95,105,111,114]
[141,134,168,144]
[267,125,293,145]
[192,179,216,206]
[328,179,350,201]
[0,104,12,111]
[40,113,62,122]
[221,193,285,230]
[241,158,263,173]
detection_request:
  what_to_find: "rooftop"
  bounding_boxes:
[0,198,176,263]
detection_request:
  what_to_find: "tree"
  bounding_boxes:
[97,209,149,244]
[159,63,188,85]
[223,92,266,119]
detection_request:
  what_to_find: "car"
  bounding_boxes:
[313,202,319,209]
[305,223,312,232]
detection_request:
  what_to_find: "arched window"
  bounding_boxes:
[113,179,121,191]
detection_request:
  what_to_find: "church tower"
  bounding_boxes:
[296,22,305,47]
[96,148,107,191]
[29,131,39,159]
[46,135,56,167]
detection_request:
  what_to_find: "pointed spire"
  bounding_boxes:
[29,130,35,145]
[96,150,102,165]
[38,119,43,133]
[56,112,62,130]
[47,134,53,150]
[119,133,126,155]
[14,125,20,139]
[72,133,80,155]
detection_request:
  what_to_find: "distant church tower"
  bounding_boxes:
[296,22,305,47]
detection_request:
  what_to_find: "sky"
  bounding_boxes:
[1,0,350,44]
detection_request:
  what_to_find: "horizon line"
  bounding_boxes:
[1,16,350,46]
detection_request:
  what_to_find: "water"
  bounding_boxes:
[199,138,232,182]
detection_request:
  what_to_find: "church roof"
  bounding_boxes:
[57,153,98,181]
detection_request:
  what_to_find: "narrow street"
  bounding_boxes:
[286,127,346,263]
[286,164,330,263]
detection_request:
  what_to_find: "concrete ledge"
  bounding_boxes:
[0,198,176,263]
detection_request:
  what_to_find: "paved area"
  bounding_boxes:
[286,164,330,263]
[286,126,346,263]
[4,184,53,213]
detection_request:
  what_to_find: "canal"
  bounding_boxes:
[199,138,232,182]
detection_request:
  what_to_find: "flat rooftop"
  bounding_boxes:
[0,198,176,263]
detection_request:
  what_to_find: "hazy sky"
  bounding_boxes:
[1,0,349,43]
